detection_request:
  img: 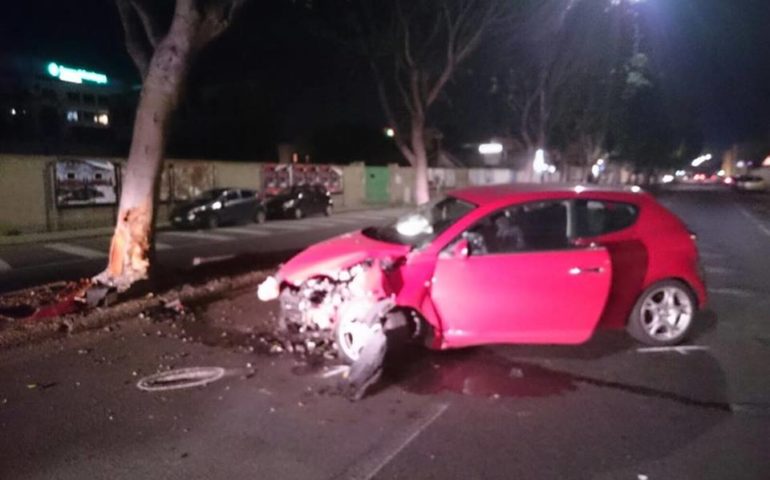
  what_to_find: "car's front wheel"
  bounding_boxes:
[335,316,378,364]
[206,215,219,229]
[293,208,303,220]
[627,280,695,346]
[254,210,266,224]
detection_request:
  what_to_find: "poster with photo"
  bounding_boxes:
[262,164,343,196]
[55,159,118,207]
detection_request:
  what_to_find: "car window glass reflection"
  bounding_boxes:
[574,200,638,237]
[465,201,569,255]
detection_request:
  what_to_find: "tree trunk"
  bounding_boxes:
[96,6,199,291]
[410,116,430,204]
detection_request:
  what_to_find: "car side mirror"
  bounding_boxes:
[451,238,470,259]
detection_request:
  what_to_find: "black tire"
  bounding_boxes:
[206,215,219,229]
[324,204,333,216]
[254,210,267,224]
[627,279,696,346]
[293,208,303,220]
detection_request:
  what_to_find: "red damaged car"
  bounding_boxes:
[258,184,706,363]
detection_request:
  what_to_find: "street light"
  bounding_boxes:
[384,127,395,138]
[691,154,712,167]
[478,142,503,154]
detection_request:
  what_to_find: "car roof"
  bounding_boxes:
[448,183,646,206]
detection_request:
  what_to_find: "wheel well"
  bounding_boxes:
[388,307,435,344]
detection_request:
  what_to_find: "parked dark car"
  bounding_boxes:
[170,188,266,229]
[264,185,333,219]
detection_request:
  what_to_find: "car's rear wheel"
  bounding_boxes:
[206,215,219,229]
[254,210,266,224]
[294,208,303,220]
[627,280,695,345]
[324,204,333,216]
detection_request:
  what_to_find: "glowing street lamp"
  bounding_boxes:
[533,148,550,173]
[478,142,503,154]
[691,153,712,167]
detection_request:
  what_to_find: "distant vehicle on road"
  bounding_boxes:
[264,185,333,220]
[261,184,707,363]
[170,188,266,229]
[733,175,766,192]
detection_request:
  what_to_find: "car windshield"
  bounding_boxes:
[193,189,225,202]
[362,195,476,248]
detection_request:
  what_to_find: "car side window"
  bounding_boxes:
[574,200,638,237]
[240,190,255,198]
[463,201,570,255]
[223,190,240,201]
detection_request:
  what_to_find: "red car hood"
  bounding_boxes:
[278,230,411,285]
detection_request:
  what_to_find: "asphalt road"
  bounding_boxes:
[1,187,769,479]
[0,207,407,294]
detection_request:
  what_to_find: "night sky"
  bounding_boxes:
[2,0,769,149]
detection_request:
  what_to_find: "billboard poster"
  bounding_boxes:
[262,164,343,196]
[55,159,118,207]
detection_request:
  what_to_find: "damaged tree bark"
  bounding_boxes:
[96,0,244,291]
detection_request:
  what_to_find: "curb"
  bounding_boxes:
[0,269,272,351]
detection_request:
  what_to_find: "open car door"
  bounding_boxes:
[430,200,612,347]
[432,246,612,347]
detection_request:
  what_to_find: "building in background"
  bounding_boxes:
[0,55,134,156]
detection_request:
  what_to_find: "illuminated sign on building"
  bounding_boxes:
[46,62,108,85]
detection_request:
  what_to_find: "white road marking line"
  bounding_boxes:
[320,365,350,378]
[737,205,770,237]
[708,287,755,298]
[303,217,369,226]
[341,213,394,221]
[162,230,232,242]
[220,227,272,237]
[155,242,173,250]
[258,223,312,231]
[0,256,11,272]
[705,266,735,275]
[637,345,710,355]
[342,402,450,480]
[192,254,237,266]
[44,242,107,259]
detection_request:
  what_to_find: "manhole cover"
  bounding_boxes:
[136,367,226,392]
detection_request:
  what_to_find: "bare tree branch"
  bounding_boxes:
[115,0,151,78]
[131,0,165,48]
[198,0,247,45]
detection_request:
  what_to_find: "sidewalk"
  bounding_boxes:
[0,204,396,247]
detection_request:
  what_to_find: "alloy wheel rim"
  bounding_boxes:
[338,320,375,361]
[640,286,693,340]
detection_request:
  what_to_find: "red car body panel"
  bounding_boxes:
[275,184,706,349]
[431,248,612,347]
[278,232,410,285]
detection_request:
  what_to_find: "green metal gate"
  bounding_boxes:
[365,166,390,204]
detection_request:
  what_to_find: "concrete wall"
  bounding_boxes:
[0,156,50,233]
[0,155,385,234]
[210,161,262,190]
[342,162,366,209]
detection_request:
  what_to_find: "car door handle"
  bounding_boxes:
[569,267,604,275]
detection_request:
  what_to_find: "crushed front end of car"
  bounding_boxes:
[259,256,408,362]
